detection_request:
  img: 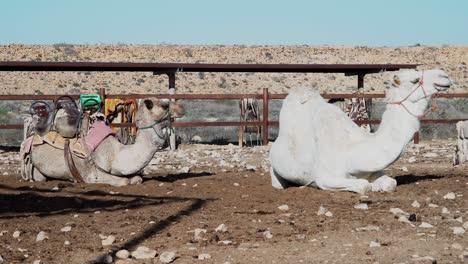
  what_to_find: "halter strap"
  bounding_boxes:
[138,109,174,140]
[388,71,439,118]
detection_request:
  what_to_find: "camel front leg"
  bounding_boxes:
[270,167,291,189]
[315,174,372,194]
[87,170,129,187]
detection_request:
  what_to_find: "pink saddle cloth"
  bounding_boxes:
[85,121,116,152]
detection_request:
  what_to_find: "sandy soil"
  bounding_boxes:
[0,141,467,264]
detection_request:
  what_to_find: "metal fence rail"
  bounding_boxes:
[1,89,467,144]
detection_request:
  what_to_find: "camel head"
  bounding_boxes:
[137,98,184,127]
[388,69,452,103]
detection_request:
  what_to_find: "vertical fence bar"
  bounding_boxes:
[167,72,177,150]
[99,88,106,113]
[262,88,269,145]
[413,132,420,144]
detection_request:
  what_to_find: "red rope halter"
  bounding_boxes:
[389,72,439,118]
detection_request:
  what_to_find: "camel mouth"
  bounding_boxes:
[433,83,451,91]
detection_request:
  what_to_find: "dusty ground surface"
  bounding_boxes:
[0,140,467,264]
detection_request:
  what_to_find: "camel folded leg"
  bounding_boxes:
[315,175,372,194]
[87,169,129,187]
[270,167,291,189]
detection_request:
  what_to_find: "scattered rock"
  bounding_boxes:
[451,243,463,250]
[179,166,191,173]
[356,226,381,232]
[463,221,468,230]
[33,260,40,264]
[423,152,438,158]
[61,226,72,232]
[160,251,177,263]
[369,241,381,247]
[441,207,450,214]
[129,176,143,185]
[102,235,116,246]
[354,203,368,210]
[401,166,409,172]
[412,201,421,208]
[324,211,333,217]
[410,255,436,263]
[116,249,130,259]
[131,246,157,259]
[246,165,256,171]
[194,228,207,240]
[36,231,48,242]
[215,224,227,233]
[263,230,273,239]
[443,192,456,200]
[191,135,202,142]
[277,204,289,211]
[64,240,70,246]
[408,156,417,163]
[418,222,434,228]
[198,253,211,260]
[12,231,20,238]
[451,227,465,235]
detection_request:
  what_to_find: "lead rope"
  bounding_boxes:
[389,72,439,118]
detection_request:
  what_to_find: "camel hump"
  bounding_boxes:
[286,87,322,105]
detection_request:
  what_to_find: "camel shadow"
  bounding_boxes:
[149,172,214,183]
[394,174,443,186]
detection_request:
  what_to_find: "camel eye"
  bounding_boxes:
[410,78,420,84]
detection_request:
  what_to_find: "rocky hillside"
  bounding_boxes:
[0,45,466,95]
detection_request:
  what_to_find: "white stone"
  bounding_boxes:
[64,240,70,245]
[317,205,327,215]
[198,253,211,260]
[160,251,177,263]
[131,246,157,259]
[428,203,438,208]
[246,165,257,171]
[12,231,20,238]
[452,243,464,250]
[233,183,239,186]
[412,201,421,208]
[451,227,465,235]
[401,166,409,172]
[325,211,333,217]
[369,241,381,247]
[36,231,48,242]
[443,192,456,200]
[356,226,380,232]
[398,215,412,224]
[116,249,130,259]
[418,222,434,228]
[263,230,273,239]
[278,204,289,211]
[61,226,72,232]
[463,221,468,229]
[390,208,408,216]
[423,152,438,158]
[408,156,417,163]
[354,203,368,210]
[52,186,59,191]
[102,235,116,246]
[215,224,227,233]
[442,207,450,214]
[191,135,202,142]
[219,240,233,245]
[411,256,436,262]
[194,228,207,240]
[33,260,40,264]
[129,176,143,185]
[179,167,191,173]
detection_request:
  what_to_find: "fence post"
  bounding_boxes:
[167,72,177,150]
[413,132,420,144]
[262,88,269,145]
[99,88,106,113]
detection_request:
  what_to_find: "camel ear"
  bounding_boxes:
[393,75,401,86]
[143,99,154,110]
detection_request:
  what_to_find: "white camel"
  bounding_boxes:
[22,98,184,186]
[269,69,452,193]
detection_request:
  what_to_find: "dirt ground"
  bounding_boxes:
[0,140,467,264]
